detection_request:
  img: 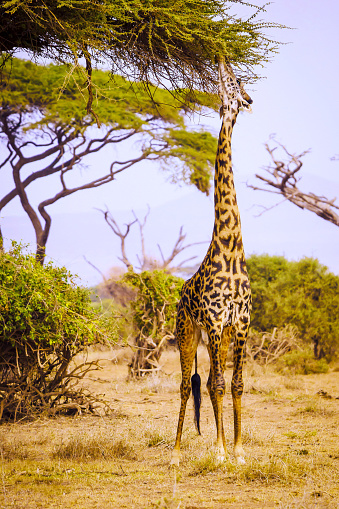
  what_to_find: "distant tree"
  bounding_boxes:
[0,1,285,118]
[0,58,217,263]
[249,138,339,227]
[98,206,207,274]
[247,254,339,361]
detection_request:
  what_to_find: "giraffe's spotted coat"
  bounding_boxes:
[171,60,252,467]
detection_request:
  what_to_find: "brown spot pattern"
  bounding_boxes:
[171,64,252,466]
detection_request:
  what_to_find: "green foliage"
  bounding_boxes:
[122,269,184,339]
[278,348,329,375]
[120,269,183,377]
[1,0,285,98]
[91,298,134,348]
[0,243,116,421]
[0,58,190,128]
[0,58,216,194]
[0,242,107,350]
[164,129,218,194]
[247,255,339,360]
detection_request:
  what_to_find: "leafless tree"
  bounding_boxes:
[248,138,339,227]
[99,206,206,273]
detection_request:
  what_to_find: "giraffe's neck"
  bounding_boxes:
[212,115,243,253]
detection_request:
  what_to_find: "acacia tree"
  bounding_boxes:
[249,138,339,226]
[0,1,284,118]
[0,58,218,262]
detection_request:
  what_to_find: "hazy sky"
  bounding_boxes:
[2,0,339,286]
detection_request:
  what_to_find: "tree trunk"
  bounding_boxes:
[0,225,3,252]
[313,338,325,360]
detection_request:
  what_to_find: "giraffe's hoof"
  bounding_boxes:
[235,455,246,465]
[234,445,246,465]
[170,450,180,467]
[215,446,227,464]
[216,454,226,464]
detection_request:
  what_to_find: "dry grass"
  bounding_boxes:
[1,346,338,509]
[296,400,335,417]
[54,433,137,461]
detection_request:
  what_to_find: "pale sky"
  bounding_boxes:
[1,0,339,286]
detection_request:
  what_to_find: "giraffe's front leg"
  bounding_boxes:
[206,367,225,462]
[231,328,247,465]
[171,392,189,467]
[232,394,245,464]
[215,391,226,463]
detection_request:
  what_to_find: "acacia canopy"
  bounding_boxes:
[0,58,217,260]
[1,0,283,98]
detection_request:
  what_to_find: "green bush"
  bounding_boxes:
[247,255,339,361]
[0,243,116,421]
[122,269,184,377]
[278,348,329,375]
[123,269,183,339]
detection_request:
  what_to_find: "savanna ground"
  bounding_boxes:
[1,346,338,509]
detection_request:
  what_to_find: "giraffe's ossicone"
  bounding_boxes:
[171,59,252,467]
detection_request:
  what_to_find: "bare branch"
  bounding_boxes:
[0,144,13,169]
[83,256,108,283]
[132,205,150,270]
[98,208,137,269]
[0,121,140,211]
[248,138,339,227]
[101,208,208,273]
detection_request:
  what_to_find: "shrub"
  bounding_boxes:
[246,325,299,365]
[122,269,184,377]
[0,243,116,421]
[247,255,339,361]
[278,348,329,375]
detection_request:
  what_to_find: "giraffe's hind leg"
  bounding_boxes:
[231,327,248,465]
[206,327,233,462]
[171,305,199,467]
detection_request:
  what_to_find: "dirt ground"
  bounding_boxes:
[1,345,339,509]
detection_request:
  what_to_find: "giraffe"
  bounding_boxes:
[171,58,252,467]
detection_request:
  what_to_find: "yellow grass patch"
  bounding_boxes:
[1,347,338,508]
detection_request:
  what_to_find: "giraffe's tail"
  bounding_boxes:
[191,352,201,435]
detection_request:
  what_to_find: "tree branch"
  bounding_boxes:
[0,124,140,211]
[98,209,136,269]
[248,138,339,227]
[101,208,208,274]
[132,205,150,269]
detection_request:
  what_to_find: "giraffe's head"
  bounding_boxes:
[218,59,253,118]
